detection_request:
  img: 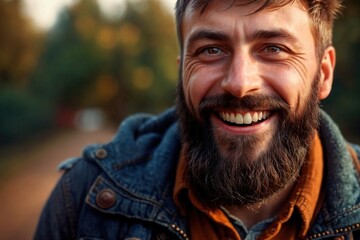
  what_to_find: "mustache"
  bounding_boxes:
[199,93,291,116]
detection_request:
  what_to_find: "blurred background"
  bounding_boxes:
[0,0,359,239]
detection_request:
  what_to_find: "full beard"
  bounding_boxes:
[176,75,321,208]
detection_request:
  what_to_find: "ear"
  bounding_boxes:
[177,56,181,65]
[318,46,336,100]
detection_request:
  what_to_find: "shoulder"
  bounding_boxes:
[111,107,178,142]
[36,108,181,239]
[56,148,103,201]
[58,107,179,170]
[35,150,102,239]
[54,107,180,197]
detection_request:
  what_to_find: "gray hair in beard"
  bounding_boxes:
[175,74,320,208]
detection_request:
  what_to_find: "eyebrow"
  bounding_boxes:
[186,29,230,45]
[186,28,298,46]
[249,28,298,44]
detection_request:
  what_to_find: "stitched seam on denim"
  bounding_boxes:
[306,224,360,239]
[323,204,360,224]
[111,154,152,170]
[63,173,77,239]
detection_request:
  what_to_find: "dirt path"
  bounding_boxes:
[0,128,115,240]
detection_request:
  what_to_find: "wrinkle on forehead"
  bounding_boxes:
[187,0,303,17]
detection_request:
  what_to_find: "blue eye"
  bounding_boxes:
[264,46,282,54]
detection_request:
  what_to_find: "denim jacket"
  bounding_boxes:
[35,108,360,240]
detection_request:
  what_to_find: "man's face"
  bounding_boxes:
[176,1,333,206]
[181,1,319,158]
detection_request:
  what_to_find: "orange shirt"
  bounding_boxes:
[173,133,324,240]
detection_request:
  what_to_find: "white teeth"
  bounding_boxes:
[243,113,252,124]
[235,113,243,124]
[219,111,270,125]
[230,113,236,123]
[225,113,230,122]
[258,112,263,121]
[252,112,259,123]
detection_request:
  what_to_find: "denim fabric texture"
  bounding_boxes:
[35,108,360,240]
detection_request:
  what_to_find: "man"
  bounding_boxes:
[35,0,360,239]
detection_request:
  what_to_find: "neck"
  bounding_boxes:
[225,181,296,229]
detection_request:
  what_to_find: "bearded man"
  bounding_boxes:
[35,0,360,239]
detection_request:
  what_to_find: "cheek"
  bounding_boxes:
[263,64,310,110]
[183,61,224,112]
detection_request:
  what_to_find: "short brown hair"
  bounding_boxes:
[175,0,343,58]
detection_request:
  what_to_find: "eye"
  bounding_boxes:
[203,47,224,55]
[195,46,228,61]
[263,45,283,54]
[257,44,291,61]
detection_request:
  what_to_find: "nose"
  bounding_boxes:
[221,51,261,98]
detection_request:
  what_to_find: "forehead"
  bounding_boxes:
[182,0,312,43]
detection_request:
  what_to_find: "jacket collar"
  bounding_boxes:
[307,110,360,237]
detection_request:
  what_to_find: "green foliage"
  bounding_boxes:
[116,0,178,115]
[0,88,53,144]
[0,0,42,86]
[30,5,105,107]
[29,0,178,121]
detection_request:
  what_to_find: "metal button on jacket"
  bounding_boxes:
[96,189,116,209]
[95,148,108,159]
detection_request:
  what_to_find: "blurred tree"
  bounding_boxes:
[30,0,105,108]
[0,87,53,145]
[0,0,42,88]
[29,0,178,123]
[0,0,51,145]
[109,0,178,118]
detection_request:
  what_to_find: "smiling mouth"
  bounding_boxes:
[218,110,272,126]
